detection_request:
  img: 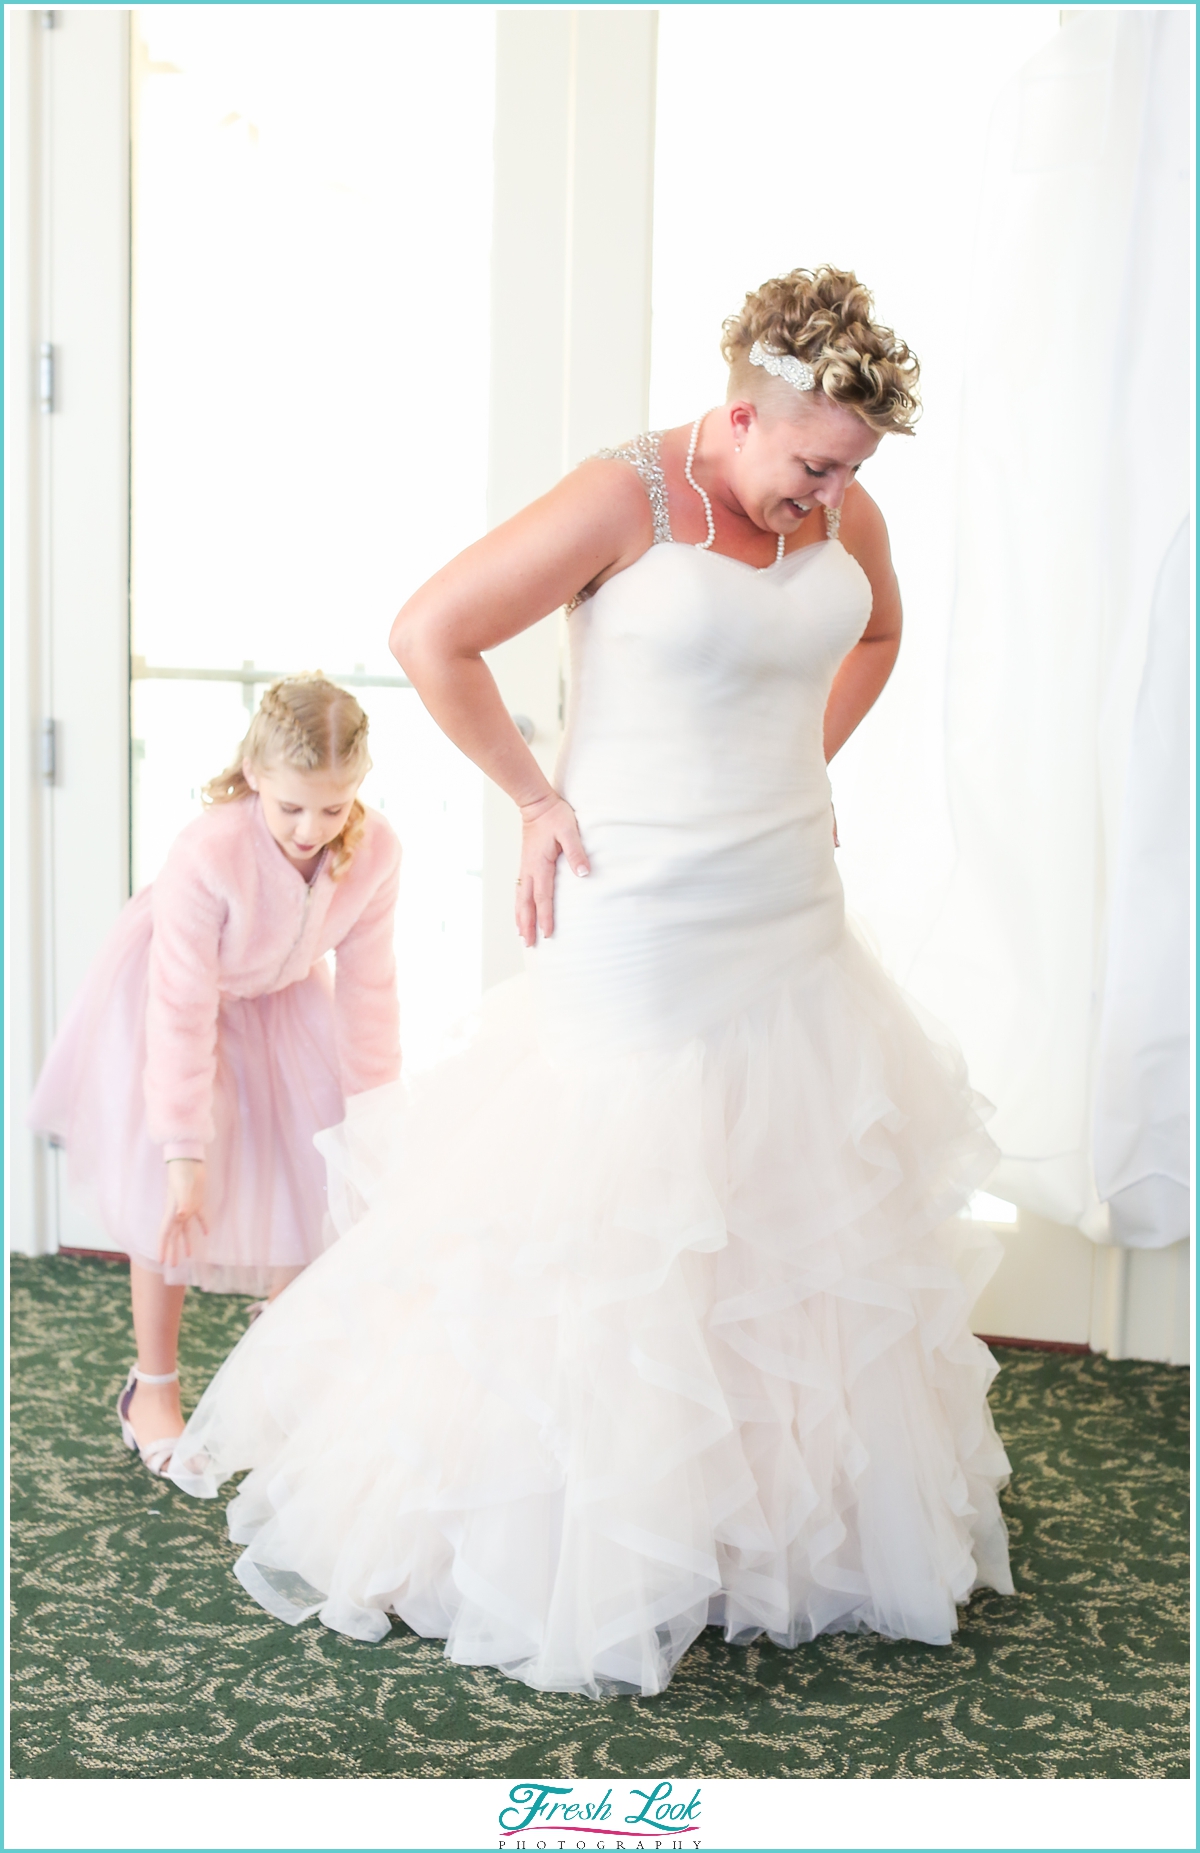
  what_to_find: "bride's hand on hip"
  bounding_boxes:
[517,794,589,946]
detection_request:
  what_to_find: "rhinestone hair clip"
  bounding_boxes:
[748,340,815,393]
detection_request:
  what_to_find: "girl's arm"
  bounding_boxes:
[144,849,225,1155]
[331,825,402,1095]
[390,461,653,945]
[823,485,903,761]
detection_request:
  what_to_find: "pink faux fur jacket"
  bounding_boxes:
[146,796,401,1158]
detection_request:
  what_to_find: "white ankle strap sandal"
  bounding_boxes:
[116,1364,182,1478]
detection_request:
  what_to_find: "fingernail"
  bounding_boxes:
[575,865,589,878]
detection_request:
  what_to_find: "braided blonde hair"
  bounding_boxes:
[722,266,920,436]
[203,673,372,880]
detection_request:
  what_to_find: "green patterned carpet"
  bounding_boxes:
[8,1254,1190,1779]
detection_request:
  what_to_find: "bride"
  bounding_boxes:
[170,267,1013,1699]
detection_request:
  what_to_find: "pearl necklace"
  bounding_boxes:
[685,414,786,567]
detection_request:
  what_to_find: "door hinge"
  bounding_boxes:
[41,719,57,785]
[38,342,55,414]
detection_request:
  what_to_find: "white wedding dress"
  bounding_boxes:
[170,434,1013,1698]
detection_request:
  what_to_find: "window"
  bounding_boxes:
[130,6,496,1065]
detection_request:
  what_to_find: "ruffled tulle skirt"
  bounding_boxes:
[169,925,1013,1695]
[28,888,343,1294]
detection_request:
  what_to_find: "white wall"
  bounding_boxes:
[969,1213,1191,1367]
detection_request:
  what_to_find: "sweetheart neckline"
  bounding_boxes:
[660,537,837,575]
[573,532,847,614]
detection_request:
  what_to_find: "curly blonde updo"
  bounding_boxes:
[203,672,372,880]
[722,266,920,436]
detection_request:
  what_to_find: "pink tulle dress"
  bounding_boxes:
[29,797,401,1294]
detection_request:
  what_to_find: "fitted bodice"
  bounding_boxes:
[533,432,874,1057]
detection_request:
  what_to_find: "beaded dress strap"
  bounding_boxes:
[825,505,841,543]
[567,431,673,610]
[595,431,673,545]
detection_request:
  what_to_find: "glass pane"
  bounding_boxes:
[130,5,494,1065]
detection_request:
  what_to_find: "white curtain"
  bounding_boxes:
[1091,517,1190,1245]
[905,10,1192,1245]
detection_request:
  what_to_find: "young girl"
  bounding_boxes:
[29,673,401,1477]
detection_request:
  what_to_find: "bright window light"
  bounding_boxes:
[129,6,496,1068]
[968,1191,1019,1224]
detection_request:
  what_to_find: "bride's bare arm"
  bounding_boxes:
[822,485,903,761]
[390,461,651,945]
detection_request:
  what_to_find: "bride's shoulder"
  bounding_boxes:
[835,482,900,620]
[548,438,673,604]
[560,440,665,539]
[568,449,659,503]
[837,481,892,563]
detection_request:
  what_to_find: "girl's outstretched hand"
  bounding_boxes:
[159,1158,208,1267]
[516,794,589,946]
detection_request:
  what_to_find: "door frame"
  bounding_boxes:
[482,9,657,988]
[6,6,131,1255]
